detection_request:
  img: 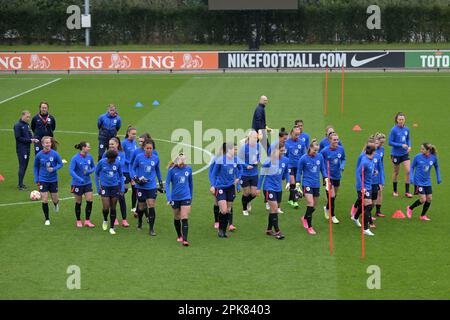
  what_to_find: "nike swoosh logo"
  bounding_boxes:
[351,52,389,67]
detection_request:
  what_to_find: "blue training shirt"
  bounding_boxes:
[257,156,289,192]
[296,153,327,188]
[94,158,124,192]
[410,153,441,187]
[166,165,193,202]
[69,153,95,186]
[319,145,346,180]
[388,125,410,157]
[34,149,63,183]
[131,153,162,190]
[238,143,260,177]
[285,137,306,168]
[209,155,242,189]
[356,154,375,192]
[122,138,138,173]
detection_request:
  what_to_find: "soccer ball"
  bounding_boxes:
[30,190,41,201]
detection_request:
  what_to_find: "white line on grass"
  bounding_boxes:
[0,129,212,207]
[0,78,61,105]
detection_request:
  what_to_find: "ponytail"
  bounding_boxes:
[110,137,123,151]
[74,141,88,150]
[307,139,318,154]
[279,127,288,138]
[41,136,59,151]
[125,125,136,139]
[423,143,437,155]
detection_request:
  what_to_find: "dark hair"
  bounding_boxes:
[395,112,406,124]
[365,145,376,155]
[109,137,123,151]
[295,119,303,125]
[143,139,154,148]
[74,141,88,150]
[140,133,151,140]
[41,136,59,151]
[279,127,288,138]
[423,143,437,155]
[105,149,118,162]
[125,125,137,139]
[39,101,49,111]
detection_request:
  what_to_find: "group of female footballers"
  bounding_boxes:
[33,111,441,244]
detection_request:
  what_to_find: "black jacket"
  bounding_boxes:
[252,103,266,131]
[14,119,32,152]
[31,113,56,139]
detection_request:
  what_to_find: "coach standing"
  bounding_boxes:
[31,101,56,154]
[14,110,39,190]
[252,96,272,153]
[97,104,122,161]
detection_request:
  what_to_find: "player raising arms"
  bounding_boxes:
[70,141,95,228]
[320,133,345,224]
[256,145,289,240]
[297,139,327,235]
[104,137,129,227]
[238,130,260,216]
[352,144,376,236]
[166,153,193,246]
[33,136,63,226]
[131,140,163,236]
[407,143,442,221]
[122,126,138,214]
[209,143,242,238]
[388,112,412,198]
[285,126,306,209]
[95,149,124,235]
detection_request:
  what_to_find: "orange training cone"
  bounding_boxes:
[0,174,4,182]
[352,125,362,131]
[392,210,406,219]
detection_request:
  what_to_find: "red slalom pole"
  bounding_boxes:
[361,167,365,259]
[324,68,329,116]
[341,65,345,114]
[327,161,333,256]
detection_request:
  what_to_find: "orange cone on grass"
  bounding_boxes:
[352,125,362,131]
[392,210,406,219]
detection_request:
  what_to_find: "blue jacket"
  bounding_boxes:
[388,125,410,157]
[14,119,33,152]
[97,112,121,141]
[34,149,63,183]
[131,153,162,190]
[130,147,159,170]
[166,166,193,202]
[372,148,385,185]
[69,153,95,186]
[356,154,375,191]
[285,137,306,168]
[410,153,441,187]
[251,104,266,131]
[122,138,138,173]
[238,143,260,177]
[296,153,327,188]
[94,158,124,192]
[320,145,346,180]
[257,156,289,192]
[102,150,126,175]
[209,155,242,189]
[31,113,56,139]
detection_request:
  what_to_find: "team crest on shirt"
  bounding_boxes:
[151,161,155,166]
[113,166,117,170]
[100,144,104,149]
[298,145,301,149]
[316,160,320,165]
[36,146,39,151]
[50,157,54,162]
[282,163,285,168]
[338,154,342,158]
[185,171,189,176]
[374,159,378,163]
[87,160,91,165]
[404,131,408,136]
[429,161,433,165]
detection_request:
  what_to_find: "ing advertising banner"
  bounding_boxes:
[0,52,219,71]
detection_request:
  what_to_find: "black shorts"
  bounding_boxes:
[391,154,410,165]
[289,167,297,177]
[304,186,320,197]
[330,179,341,187]
[100,185,120,198]
[241,175,258,188]
[371,184,380,200]
[170,199,192,209]
[216,185,236,202]
[123,172,132,184]
[416,185,432,195]
[357,190,372,200]
[39,182,58,193]
[137,188,157,202]
[264,190,282,203]
[71,184,93,196]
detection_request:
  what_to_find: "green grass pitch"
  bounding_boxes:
[0,72,448,299]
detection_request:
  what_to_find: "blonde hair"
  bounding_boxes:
[167,152,187,169]
[41,136,59,151]
[423,143,437,155]
[307,138,318,154]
